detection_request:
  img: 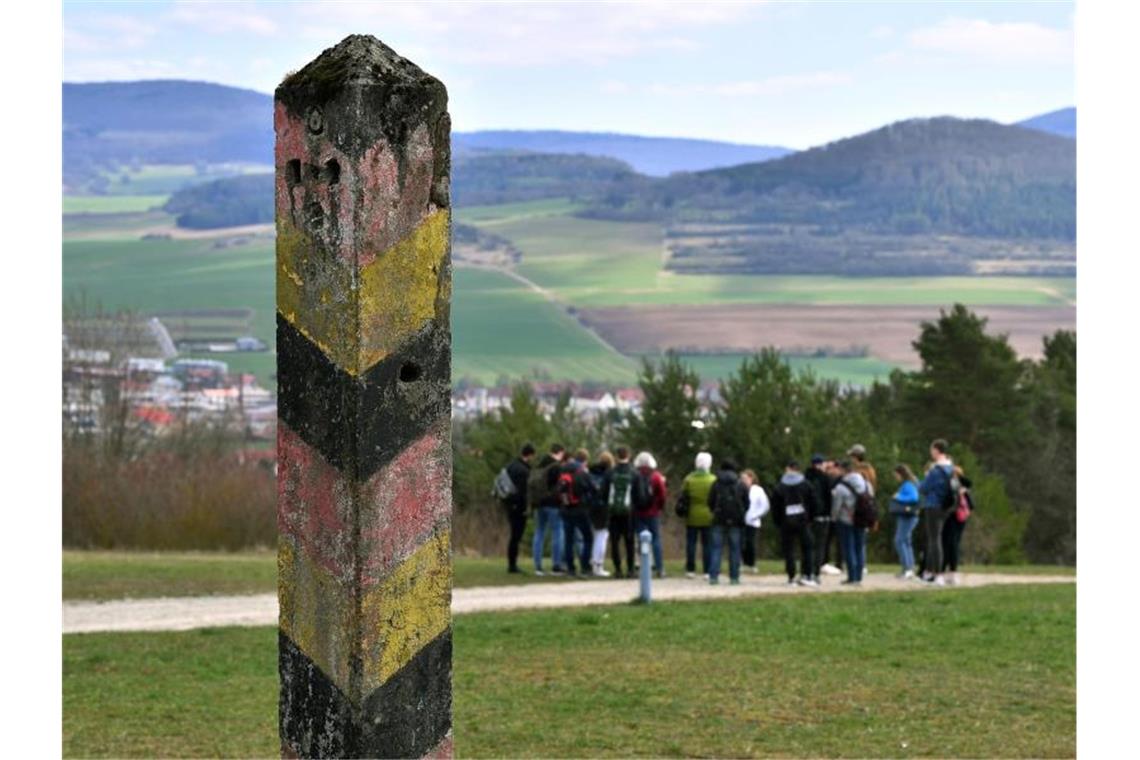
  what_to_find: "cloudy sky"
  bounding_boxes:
[63,0,1074,149]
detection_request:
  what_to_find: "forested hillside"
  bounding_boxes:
[586,117,1075,241]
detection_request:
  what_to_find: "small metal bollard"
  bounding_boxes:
[638,529,653,603]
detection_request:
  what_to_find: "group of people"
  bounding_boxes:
[496,438,974,588]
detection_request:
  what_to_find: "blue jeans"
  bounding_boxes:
[633,515,663,574]
[709,525,742,582]
[562,509,593,574]
[685,526,711,574]
[893,513,919,572]
[532,506,565,571]
[837,522,867,582]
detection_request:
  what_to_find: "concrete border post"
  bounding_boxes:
[639,529,653,603]
[275,35,453,759]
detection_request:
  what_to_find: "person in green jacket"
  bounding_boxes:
[682,451,717,579]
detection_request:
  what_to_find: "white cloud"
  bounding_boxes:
[65,58,180,82]
[168,1,278,36]
[906,17,1072,64]
[288,0,763,65]
[646,71,852,98]
[65,14,157,52]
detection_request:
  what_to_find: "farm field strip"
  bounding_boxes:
[64,195,169,215]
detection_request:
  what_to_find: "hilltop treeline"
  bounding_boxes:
[453,304,1076,565]
[163,173,274,229]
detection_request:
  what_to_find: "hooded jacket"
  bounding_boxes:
[831,472,868,525]
[771,471,818,528]
[708,467,749,527]
[634,466,667,518]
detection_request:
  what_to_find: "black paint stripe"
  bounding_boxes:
[280,628,453,759]
[277,313,451,482]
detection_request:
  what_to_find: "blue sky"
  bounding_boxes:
[63,1,1074,149]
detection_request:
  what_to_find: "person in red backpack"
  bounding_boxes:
[632,451,667,578]
[560,448,596,577]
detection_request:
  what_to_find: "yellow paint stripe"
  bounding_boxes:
[277,210,449,376]
[278,536,356,695]
[278,529,453,701]
[360,530,452,695]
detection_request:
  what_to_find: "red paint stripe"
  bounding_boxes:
[278,421,451,587]
[422,732,454,760]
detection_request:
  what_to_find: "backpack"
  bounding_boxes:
[937,466,959,511]
[609,466,633,516]
[558,464,585,508]
[491,466,517,501]
[837,479,879,530]
[631,471,653,511]
[712,477,745,525]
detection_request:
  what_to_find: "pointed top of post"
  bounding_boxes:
[280,35,439,94]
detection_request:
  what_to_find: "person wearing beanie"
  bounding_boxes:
[681,451,717,579]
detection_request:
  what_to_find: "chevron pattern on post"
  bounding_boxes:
[275,34,453,760]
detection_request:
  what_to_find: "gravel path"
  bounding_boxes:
[63,571,1073,634]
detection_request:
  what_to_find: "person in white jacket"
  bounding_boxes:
[740,469,769,573]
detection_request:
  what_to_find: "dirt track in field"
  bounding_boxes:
[62,572,1074,634]
[577,304,1076,366]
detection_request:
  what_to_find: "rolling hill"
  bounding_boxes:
[1016,107,1076,139]
[453,130,791,176]
[63,81,273,189]
[587,117,1076,241]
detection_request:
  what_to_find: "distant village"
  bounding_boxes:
[62,315,717,445]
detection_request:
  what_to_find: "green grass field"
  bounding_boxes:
[453,266,636,384]
[63,584,1075,758]
[665,353,899,387]
[62,199,1074,387]
[63,195,170,215]
[62,550,1074,602]
[88,163,273,196]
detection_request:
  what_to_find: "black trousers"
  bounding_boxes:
[609,512,634,574]
[923,508,948,575]
[780,518,814,580]
[811,518,831,572]
[941,513,966,572]
[506,508,527,570]
[742,525,759,567]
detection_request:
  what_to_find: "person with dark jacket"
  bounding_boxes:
[940,468,973,585]
[804,454,838,577]
[771,459,819,586]
[504,443,535,574]
[918,438,955,587]
[561,448,596,577]
[531,444,567,575]
[588,452,615,577]
[606,447,637,578]
[707,460,749,585]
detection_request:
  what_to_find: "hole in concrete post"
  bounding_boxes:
[399,362,422,383]
[286,159,301,185]
[307,164,321,182]
[325,159,341,185]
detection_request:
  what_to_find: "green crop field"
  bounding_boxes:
[63,195,170,215]
[453,266,635,384]
[62,584,1074,758]
[465,210,1075,309]
[668,353,899,387]
[62,200,1074,387]
[90,163,273,196]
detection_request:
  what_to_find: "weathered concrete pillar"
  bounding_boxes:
[275,35,453,759]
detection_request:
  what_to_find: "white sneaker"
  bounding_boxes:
[787,578,798,586]
[903,570,915,580]
[596,567,612,578]
[685,571,696,579]
[820,563,841,576]
[801,578,820,588]
[534,569,546,577]
[933,575,946,587]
